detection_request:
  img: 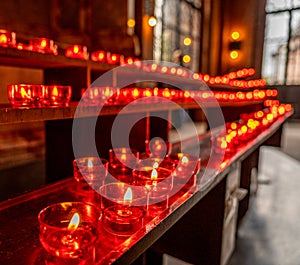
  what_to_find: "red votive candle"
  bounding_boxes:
[7,84,45,107]
[133,166,173,188]
[81,86,118,106]
[38,202,100,259]
[91,50,108,63]
[168,153,201,190]
[65,45,89,60]
[44,85,72,106]
[0,29,16,47]
[107,53,123,65]
[73,157,108,190]
[99,183,147,236]
[108,148,139,182]
[29,38,58,55]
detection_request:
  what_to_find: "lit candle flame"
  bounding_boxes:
[99,52,104,59]
[41,39,47,48]
[68,213,80,231]
[0,34,7,43]
[124,188,133,204]
[20,87,29,98]
[181,156,189,165]
[121,153,126,161]
[87,158,93,169]
[151,169,158,181]
[52,86,58,97]
[153,162,159,169]
[73,45,79,54]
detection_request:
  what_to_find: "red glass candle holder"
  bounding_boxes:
[107,53,124,65]
[81,87,118,106]
[7,84,45,107]
[137,157,175,172]
[147,183,170,215]
[99,183,147,236]
[38,202,100,259]
[168,153,201,189]
[132,166,173,188]
[65,45,89,60]
[109,148,139,179]
[91,50,108,63]
[29,38,58,55]
[44,85,72,106]
[73,157,108,190]
[145,138,171,157]
[0,29,16,47]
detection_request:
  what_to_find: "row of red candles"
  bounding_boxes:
[0,28,266,89]
[38,149,201,259]
[126,62,266,88]
[7,84,72,107]
[8,83,278,108]
[37,105,292,260]
[0,29,137,65]
[81,87,278,105]
[212,104,293,159]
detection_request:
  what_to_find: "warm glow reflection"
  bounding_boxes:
[68,213,80,230]
[124,188,133,203]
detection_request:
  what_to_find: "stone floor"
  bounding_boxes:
[228,121,300,265]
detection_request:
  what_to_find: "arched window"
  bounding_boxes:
[262,0,300,84]
[153,0,202,71]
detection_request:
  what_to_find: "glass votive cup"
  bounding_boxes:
[137,157,176,172]
[145,138,171,158]
[81,87,118,106]
[91,50,108,63]
[132,166,173,188]
[29,38,58,55]
[0,29,16,47]
[38,202,100,259]
[7,84,45,107]
[65,45,89,60]
[107,53,124,65]
[99,183,148,236]
[109,148,139,175]
[44,85,72,106]
[168,153,201,187]
[147,183,171,216]
[73,157,108,190]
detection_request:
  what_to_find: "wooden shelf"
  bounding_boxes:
[0,100,263,124]
[0,46,114,71]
